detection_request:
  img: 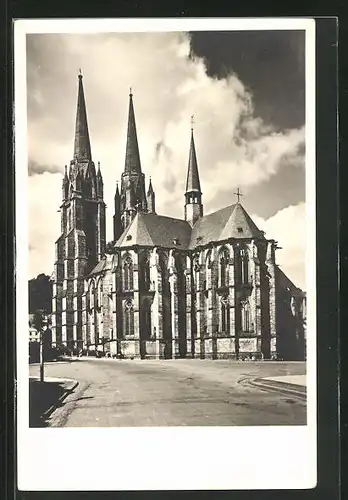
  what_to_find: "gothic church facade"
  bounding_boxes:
[51,74,306,360]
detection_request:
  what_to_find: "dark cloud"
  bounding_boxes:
[28,159,63,176]
[190,30,305,130]
[245,159,305,219]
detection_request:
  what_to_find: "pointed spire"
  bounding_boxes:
[73,72,92,162]
[186,128,201,193]
[97,161,102,177]
[147,177,154,196]
[64,164,68,179]
[147,177,156,214]
[124,90,142,174]
[115,181,120,196]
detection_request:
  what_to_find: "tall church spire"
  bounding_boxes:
[124,90,142,173]
[185,121,203,226]
[119,90,147,231]
[73,71,92,161]
[186,127,201,193]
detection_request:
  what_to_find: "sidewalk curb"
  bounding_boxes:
[41,378,79,421]
[248,377,307,401]
[48,380,91,427]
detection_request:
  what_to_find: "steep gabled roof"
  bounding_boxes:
[115,212,192,249]
[189,203,264,248]
[86,257,107,277]
[86,254,114,279]
[219,203,264,241]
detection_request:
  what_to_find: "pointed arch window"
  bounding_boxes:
[88,282,95,312]
[123,299,134,336]
[193,256,200,293]
[205,250,212,270]
[123,255,134,291]
[241,301,251,332]
[240,247,249,284]
[67,205,72,232]
[140,254,150,291]
[84,179,92,199]
[219,248,229,287]
[159,254,169,296]
[96,279,103,309]
[220,296,230,334]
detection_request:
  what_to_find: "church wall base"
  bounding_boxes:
[79,336,286,360]
[120,339,141,359]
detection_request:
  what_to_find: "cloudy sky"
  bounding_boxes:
[26,30,306,289]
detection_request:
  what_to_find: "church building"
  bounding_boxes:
[51,74,306,360]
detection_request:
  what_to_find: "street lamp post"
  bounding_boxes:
[39,328,44,382]
[36,311,49,382]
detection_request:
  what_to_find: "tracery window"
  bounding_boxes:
[193,256,200,292]
[140,254,150,291]
[218,248,229,287]
[123,255,134,291]
[123,299,134,336]
[240,247,249,284]
[220,297,230,334]
[241,301,250,332]
[67,206,72,232]
[88,282,95,311]
[205,250,212,270]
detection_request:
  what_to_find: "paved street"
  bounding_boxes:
[29,359,306,427]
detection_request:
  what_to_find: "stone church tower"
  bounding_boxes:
[184,125,203,226]
[113,91,153,241]
[51,73,106,349]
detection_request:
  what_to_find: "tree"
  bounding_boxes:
[28,274,53,314]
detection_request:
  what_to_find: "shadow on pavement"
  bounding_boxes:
[29,379,76,427]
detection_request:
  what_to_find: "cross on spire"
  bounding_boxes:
[234,188,243,203]
[191,114,195,130]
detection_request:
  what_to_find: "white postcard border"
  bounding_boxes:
[15,17,316,491]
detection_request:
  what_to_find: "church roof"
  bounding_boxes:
[114,203,263,250]
[189,203,264,248]
[115,212,192,249]
[86,255,114,278]
[86,257,107,277]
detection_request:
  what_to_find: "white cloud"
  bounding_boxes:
[28,173,61,279]
[26,32,305,280]
[252,202,306,290]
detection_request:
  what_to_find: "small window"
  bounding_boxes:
[237,227,243,233]
[196,236,203,242]
[173,238,180,245]
[126,235,132,241]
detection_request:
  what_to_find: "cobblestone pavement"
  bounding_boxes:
[29,359,306,427]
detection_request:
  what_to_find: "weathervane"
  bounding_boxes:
[234,188,243,203]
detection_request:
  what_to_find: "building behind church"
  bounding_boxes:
[50,74,306,361]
